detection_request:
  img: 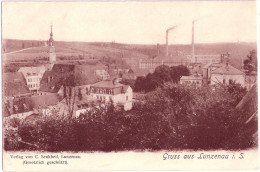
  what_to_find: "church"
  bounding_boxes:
[48,25,56,63]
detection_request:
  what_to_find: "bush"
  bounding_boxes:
[4,83,256,151]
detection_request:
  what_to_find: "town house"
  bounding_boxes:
[89,80,133,111]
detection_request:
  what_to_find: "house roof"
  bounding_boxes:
[235,84,258,125]
[18,66,45,76]
[39,64,103,93]
[3,72,30,97]
[122,85,130,93]
[25,94,63,109]
[90,80,130,95]
[236,84,257,112]
[4,94,62,116]
[91,80,124,88]
[211,64,244,75]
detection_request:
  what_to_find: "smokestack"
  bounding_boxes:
[192,20,195,63]
[166,31,169,57]
[165,25,178,57]
[157,43,160,56]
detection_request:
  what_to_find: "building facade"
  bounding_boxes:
[210,63,245,86]
[18,66,46,94]
[186,54,222,64]
[89,80,133,111]
[180,75,203,86]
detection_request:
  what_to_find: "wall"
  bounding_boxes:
[210,74,245,86]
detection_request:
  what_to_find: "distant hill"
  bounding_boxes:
[2,39,256,69]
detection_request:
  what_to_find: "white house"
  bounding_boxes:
[89,80,133,111]
[18,66,46,94]
[180,75,203,86]
[210,63,245,86]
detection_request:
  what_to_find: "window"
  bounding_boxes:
[126,96,128,101]
[223,79,226,85]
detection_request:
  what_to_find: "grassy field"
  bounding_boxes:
[2,39,256,70]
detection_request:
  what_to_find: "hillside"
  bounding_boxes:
[2,39,257,69]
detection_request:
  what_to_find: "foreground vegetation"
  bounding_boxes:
[4,81,256,152]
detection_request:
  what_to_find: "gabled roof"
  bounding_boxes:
[18,66,45,76]
[235,84,258,130]
[122,85,131,93]
[90,80,131,95]
[211,64,244,75]
[39,64,103,93]
[25,94,63,109]
[3,72,30,97]
[128,69,134,74]
[91,80,124,88]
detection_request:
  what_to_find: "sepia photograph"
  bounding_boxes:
[1,0,258,171]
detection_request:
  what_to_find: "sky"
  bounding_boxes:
[2,1,257,44]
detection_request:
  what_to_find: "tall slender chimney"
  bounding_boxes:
[192,21,195,63]
[166,25,178,57]
[157,43,160,56]
[166,31,169,57]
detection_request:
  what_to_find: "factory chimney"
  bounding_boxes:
[166,25,178,57]
[191,20,197,63]
[157,43,160,56]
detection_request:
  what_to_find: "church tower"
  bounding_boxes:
[49,24,56,63]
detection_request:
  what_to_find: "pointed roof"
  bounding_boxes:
[3,72,30,97]
[49,24,54,44]
[50,24,53,37]
[39,64,103,93]
[211,64,244,75]
[18,66,45,76]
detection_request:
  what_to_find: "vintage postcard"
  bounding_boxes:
[1,0,259,171]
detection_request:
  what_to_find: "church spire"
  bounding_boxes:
[48,24,54,47]
[50,24,53,37]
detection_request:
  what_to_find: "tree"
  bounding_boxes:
[134,76,146,92]
[4,82,255,151]
[134,65,190,92]
[226,80,247,106]
[78,88,82,101]
[244,50,257,72]
[170,65,190,82]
